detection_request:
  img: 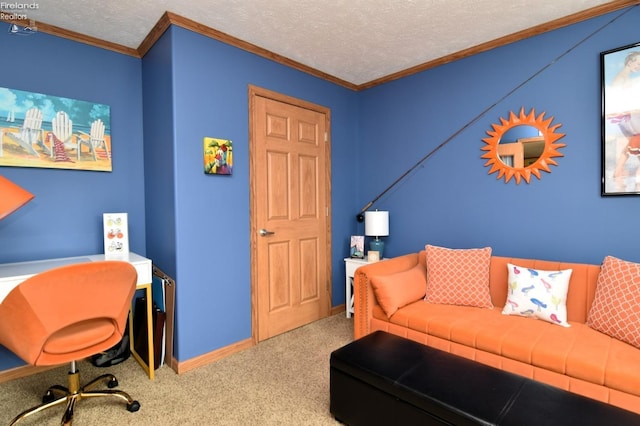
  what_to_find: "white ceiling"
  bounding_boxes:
[12,0,617,85]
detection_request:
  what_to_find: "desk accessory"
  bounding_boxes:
[103,213,129,259]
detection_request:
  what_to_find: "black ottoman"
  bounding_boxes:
[330,331,640,426]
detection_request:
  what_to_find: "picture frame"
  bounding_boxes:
[203,137,233,175]
[601,41,640,195]
[349,235,364,259]
[103,212,129,260]
[0,86,112,171]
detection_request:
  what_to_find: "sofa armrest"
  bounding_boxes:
[353,252,420,339]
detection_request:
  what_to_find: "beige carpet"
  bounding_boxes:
[0,313,353,425]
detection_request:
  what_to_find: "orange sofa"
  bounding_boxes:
[353,251,640,414]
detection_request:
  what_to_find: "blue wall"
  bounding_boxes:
[142,27,360,360]
[1,5,639,367]
[141,29,177,279]
[0,28,146,262]
[0,25,145,369]
[357,6,640,265]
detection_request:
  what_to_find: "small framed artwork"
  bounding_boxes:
[103,213,129,259]
[350,235,364,259]
[204,137,233,175]
[601,41,640,195]
[367,251,380,262]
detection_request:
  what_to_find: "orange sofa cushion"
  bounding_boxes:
[424,245,493,308]
[370,263,427,317]
[378,300,640,397]
[587,256,640,349]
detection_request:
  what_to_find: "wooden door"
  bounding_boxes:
[249,86,331,342]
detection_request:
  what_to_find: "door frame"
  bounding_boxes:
[248,85,332,344]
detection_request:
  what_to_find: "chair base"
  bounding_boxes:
[10,369,140,425]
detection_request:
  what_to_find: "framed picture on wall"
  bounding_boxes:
[0,86,112,172]
[203,137,233,175]
[601,41,640,195]
[349,235,364,259]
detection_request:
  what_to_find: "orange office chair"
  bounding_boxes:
[0,261,141,425]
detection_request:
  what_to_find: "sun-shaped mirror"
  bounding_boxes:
[481,108,566,184]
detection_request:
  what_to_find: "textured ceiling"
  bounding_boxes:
[10,0,617,85]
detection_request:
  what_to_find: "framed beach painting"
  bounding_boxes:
[601,42,640,195]
[0,87,111,171]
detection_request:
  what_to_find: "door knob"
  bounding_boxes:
[259,228,275,237]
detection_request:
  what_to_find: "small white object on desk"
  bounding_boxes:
[103,212,129,260]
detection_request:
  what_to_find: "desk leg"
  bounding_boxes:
[145,287,155,376]
[129,283,155,380]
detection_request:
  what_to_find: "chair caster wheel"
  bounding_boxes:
[127,400,141,412]
[42,391,56,404]
[108,377,119,388]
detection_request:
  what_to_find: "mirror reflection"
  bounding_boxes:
[498,125,545,167]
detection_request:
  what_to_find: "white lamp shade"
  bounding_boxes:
[364,210,389,237]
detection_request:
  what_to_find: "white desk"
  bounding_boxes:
[0,252,156,380]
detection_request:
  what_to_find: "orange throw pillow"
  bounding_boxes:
[370,264,427,317]
[587,256,640,348]
[425,244,493,308]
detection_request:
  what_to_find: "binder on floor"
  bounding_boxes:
[131,264,175,372]
[133,296,165,370]
[152,264,176,370]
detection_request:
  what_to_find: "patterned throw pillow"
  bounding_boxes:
[371,263,427,317]
[587,256,640,348]
[501,263,572,327]
[424,245,493,308]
